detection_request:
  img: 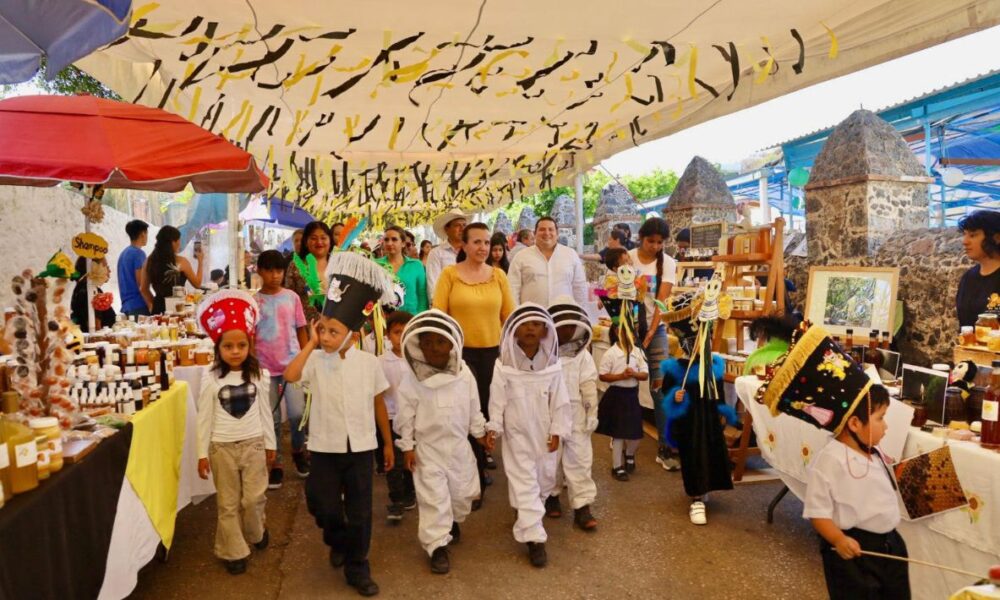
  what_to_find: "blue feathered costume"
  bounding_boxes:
[660,355,738,498]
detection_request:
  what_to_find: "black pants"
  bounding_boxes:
[462,346,499,494]
[386,422,415,505]
[305,450,374,582]
[820,528,911,600]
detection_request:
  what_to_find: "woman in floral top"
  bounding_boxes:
[284,221,334,322]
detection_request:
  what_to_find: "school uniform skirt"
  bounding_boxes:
[596,385,643,440]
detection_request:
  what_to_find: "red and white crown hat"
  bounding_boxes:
[196,289,260,343]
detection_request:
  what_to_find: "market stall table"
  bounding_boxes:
[735,375,1000,600]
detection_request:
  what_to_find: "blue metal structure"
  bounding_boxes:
[774,70,1000,225]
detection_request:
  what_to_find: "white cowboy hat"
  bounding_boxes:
[432,210,471,240]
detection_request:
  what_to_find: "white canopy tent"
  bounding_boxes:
[79,0,1000,225]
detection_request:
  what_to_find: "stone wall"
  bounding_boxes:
[0,185,162,312]
[784,226,965,365]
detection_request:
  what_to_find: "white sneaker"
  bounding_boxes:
[655,455,681,472]
[689,501,707,525]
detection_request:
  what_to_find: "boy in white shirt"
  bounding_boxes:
[487,303,571,568]
[379,310,416,522]
[394,309,487,575]
[284,253,395,598]
[803,385,909,599]
[544,297,599,530]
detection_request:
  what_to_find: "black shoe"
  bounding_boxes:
[449,522,461,544]
[292,451,310,478]
[224,558,247,575]
[329,548,346,568]
[612,467,629,482]
[348,576,380,596]
[574,506,598,531]
[484,452,497,470]
[254,529,269,550]
[430,547,450,574]
[471,498,483,511]
[483,473,494,486]
[268,468,283,490]
[387,503,404,524]
[402,497,417,511]
[526,542,547,568]
[625,455,636,473]
[544,495,562,519]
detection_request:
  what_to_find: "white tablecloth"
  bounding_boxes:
[98,366,215,600]
[735,376,998,600]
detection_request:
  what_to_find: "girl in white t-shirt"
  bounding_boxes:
[627,217,678,470]
[596,326,649,481]
[195,290,276,575]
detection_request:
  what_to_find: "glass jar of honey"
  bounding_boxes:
[1,418,38,494]
[960,326,976,346]
[975,313,999,344]
[29,417,63,474]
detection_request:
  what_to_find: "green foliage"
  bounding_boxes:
[40,65,120,99]
[505,168,678,226]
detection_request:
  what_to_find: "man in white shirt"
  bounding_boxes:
[508,217,589,308]
[425,210,468,299]
[508,229,534,260]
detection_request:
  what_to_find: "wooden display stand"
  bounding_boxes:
[713,218,786,482]
[954,344,1000,368]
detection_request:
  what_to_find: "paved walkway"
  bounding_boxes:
[131,433,827,599]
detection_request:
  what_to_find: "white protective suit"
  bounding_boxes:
[487,303,572,544]
[548,297,600,510]
[394,309,486,555]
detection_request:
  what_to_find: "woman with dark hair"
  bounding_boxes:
[956,209,1000,328]
[376,225,428,313]
[487,232,510,272]
[285,220,334,322]
[141,225,204,314]
[433,222,515,504]
[71,256,116,331]
[419,240,433,264]
[627,217,678,470]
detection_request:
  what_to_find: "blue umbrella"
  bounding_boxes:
[0,0,131,84]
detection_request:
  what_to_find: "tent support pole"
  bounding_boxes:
[574,172,584,252]
[228,194,240,288]
[759,169,771,224]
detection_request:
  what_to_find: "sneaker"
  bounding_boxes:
[526,542,547,568]
[387,503,404,524]
[268,468,284,490]
[624,455,636,473]
[689,501,707,525]
[544,495,563,519]
[254,529,269,550]
[224,558,247,575]
[329,548,346,568]
[402,497,417,511]
[574,506,598,531]
[485,452,497,470]
[347,576,380,597]
[471,498,483,511]
[655,454,681,472]
[430,547,450,574]
[292,451,310,478]
[611,467,629,482]
[449,521,461,544]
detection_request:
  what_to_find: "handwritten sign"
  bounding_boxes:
[690,222,726,251]
[71,232,109,259]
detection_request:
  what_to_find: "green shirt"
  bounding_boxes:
[376,255,429,314]
[743,339,790,376]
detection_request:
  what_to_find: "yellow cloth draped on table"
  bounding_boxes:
[125,382,188,549]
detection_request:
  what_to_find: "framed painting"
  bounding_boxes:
[805,266,899,342]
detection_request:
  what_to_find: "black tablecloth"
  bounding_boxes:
[0,425,133,600]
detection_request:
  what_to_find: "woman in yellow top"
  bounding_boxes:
[433,222,514,496]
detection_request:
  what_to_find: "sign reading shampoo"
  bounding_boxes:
[72,232,109,259]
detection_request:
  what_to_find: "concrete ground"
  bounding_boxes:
[131,433,827,600]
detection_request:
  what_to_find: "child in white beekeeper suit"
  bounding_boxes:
[394,309,488,576]
[486,302,571,569]
[543,296,600,531]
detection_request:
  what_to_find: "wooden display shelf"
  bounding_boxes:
[729,309,765,320]
[954,344,1000,366]
[723,372,739,384]
[712,253,772,265]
